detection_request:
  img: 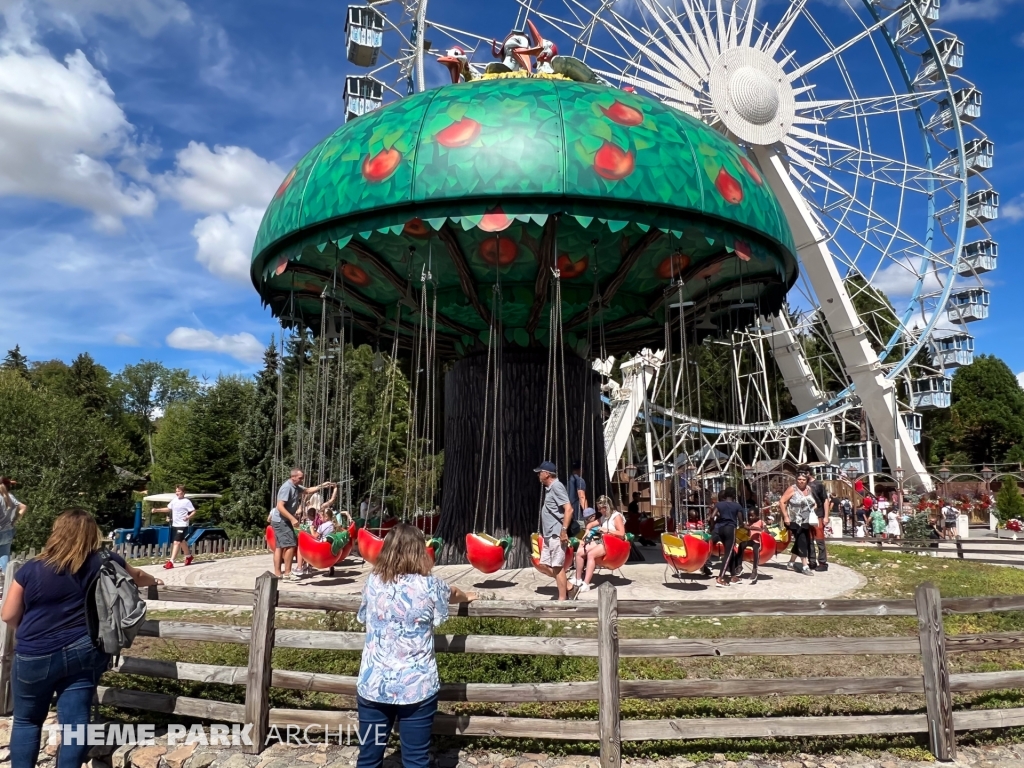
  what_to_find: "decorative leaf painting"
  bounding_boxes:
[251,78,798,357]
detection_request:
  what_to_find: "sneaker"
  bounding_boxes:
[284,572,299,581]
[184,555,194,566]
[163,561,174,570]
[715,578,729,588]
[815,563,828,572]
[803,567,814,576]
[577,583,592,593]
[749,575,758,585]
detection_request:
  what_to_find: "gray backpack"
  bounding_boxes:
[86,550,147,655]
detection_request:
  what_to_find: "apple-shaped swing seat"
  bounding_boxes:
[660,531,712,574]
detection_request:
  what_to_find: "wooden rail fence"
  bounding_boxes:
[12,536,268,563]
[2,569,1024,764]
[855,537,1024,567]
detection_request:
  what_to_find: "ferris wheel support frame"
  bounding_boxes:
[766,311,837,463]
[754,145,933,492]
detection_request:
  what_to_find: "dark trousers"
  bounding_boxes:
[710,524,737,580]
[808,536,827,566]
[11,635,109,768]
[356,693,438,768]
[733,537,762,577]
[789,523,811,559]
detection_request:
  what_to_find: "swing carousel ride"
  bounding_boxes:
[250,0,994,571]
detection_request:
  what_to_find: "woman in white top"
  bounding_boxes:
[0,477,26,574]
[886,509,901,539]
[571,495,625,593]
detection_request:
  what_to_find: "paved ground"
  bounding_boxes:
[141,545,864,610]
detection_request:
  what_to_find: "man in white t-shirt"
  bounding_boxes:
[153,485,197,569]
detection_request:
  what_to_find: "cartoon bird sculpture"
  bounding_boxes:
[487,29,541,74]
[437,46,474,83]
[524,19,605,84]
[527,20,558,74]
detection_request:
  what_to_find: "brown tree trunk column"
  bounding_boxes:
[439,350,608,569]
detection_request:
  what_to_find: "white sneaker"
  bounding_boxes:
[569,576,583,587]
[577,583,592,593]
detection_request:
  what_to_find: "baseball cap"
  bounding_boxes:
[583,507,598,520]
[534,461,557,474]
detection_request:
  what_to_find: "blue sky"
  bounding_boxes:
[0,0,1021,382]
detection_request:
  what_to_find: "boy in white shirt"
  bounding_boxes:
[153,485,196,569]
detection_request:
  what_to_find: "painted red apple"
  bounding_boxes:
[274,168,296,198]
[361,149,401,183]
[404,218,431,238]
[437,118,482,148]
[479,207,512,233]
[594,142,635,180]
[479,237,518,266]
[734,240,752,262]
[715,167,743,204]
[656,252,691,280]
[557,253,589,278]
[342,263,371,287]
[600,101,644,126]
[740,156,763,186]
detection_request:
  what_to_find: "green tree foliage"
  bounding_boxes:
[995,476,1024,524]
[924,355,1024,464]
[3,345,29,377]
[0,370,132,548]
[114,361,199,465]
[226,342,281,535]
[151,376,252,520]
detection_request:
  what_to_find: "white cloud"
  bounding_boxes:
[159,142,283,282]
[941,0,1021,20]
[191,206,265,283]
[1018,372,1024,389]
[0,0,191,37]
[0,19,157,230]
[1016,32,1024,47]
[869,257,944,298]
[114,332,139,346]
[159,142,283,214]
[1002,193,1024,222]
[166,327,263,363]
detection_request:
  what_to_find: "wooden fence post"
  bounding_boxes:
[597,583,621,768]
[0,561,23,715]
[244,572,278,754]
[916,582,955,761]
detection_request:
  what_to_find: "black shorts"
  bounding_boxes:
[171,526,189,542]
[944,520,957,529]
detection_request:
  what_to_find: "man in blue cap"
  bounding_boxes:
[534,460,575,600]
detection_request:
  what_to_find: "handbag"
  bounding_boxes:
[808,509,819,527]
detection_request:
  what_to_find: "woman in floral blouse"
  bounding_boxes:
[356,523,475,768]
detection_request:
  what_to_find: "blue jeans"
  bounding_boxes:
[0,527,15,573]
[11,635,109,768]
[356,693,438,768]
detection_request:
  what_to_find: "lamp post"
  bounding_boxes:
[981,465,995,533]
[939,464,950,501]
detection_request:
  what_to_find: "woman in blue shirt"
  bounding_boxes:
[357,523,474,768]
[1,508,162,768]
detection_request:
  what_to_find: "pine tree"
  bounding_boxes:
[995,476,1024,525]
[225,340,281,534]
[3,345,29,377]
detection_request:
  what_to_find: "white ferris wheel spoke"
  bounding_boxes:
[795,91,943,121]
[635,0,710,78]
[762,0,808,57]
[785,9,900,83]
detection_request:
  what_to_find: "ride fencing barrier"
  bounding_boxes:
[11,536,270,563]
[3,574,1024,766]
[854,536,1024,567]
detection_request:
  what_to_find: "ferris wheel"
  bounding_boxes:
[339,0,996,490]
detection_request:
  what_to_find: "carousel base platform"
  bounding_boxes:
[140,545,864,609]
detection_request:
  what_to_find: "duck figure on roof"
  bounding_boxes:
[437,20,603,84]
